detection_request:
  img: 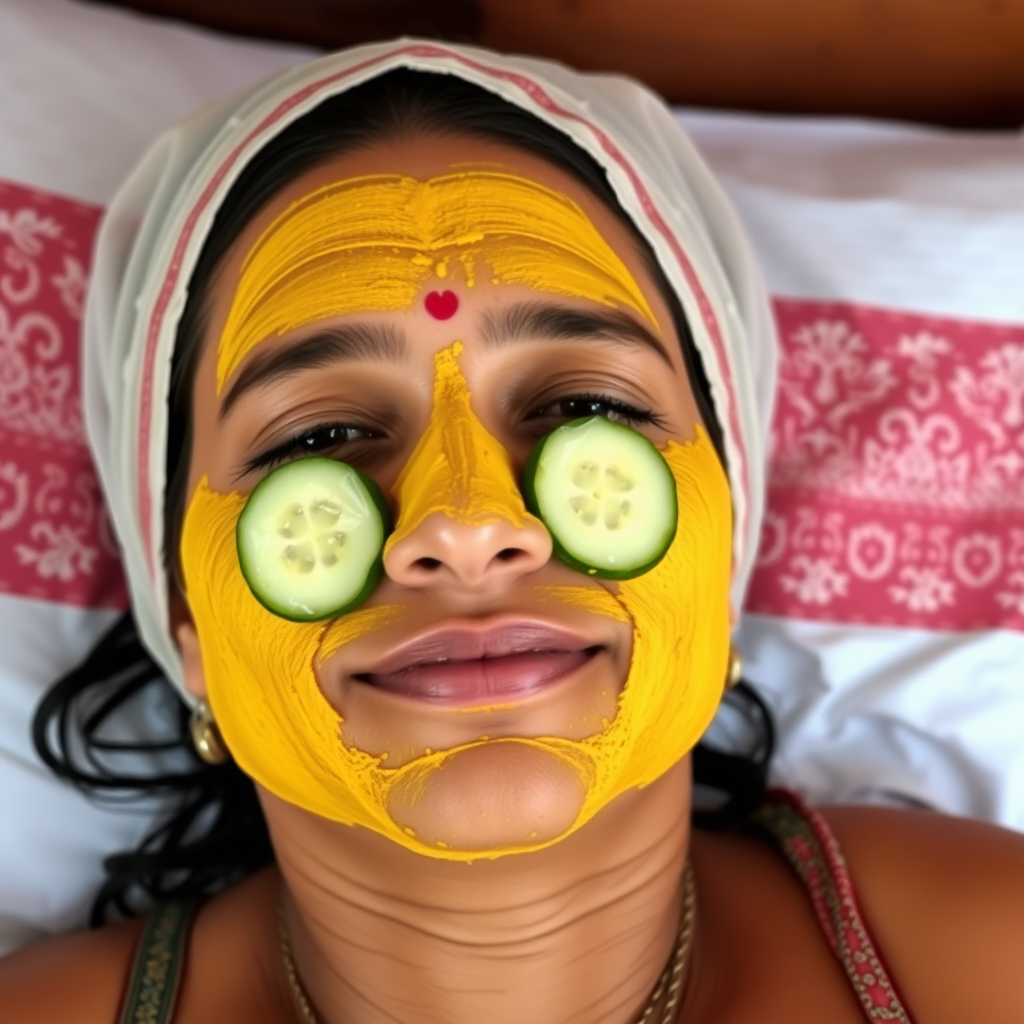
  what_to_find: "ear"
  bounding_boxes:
[169,585,208,702]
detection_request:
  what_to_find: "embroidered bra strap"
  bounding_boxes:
[751,789,917,1024]
[118,899,200,1024]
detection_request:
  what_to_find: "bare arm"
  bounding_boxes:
[826,806,1024,1024]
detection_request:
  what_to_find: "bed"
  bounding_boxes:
[1,0,1021,953]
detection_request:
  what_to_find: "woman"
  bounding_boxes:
[3,41,1024,1024]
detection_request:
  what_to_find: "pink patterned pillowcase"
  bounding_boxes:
[750,299,1024,633]
[0,181,126,610]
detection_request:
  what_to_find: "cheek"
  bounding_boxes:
[559,426,733,818]
[619,429,732,731]
[179,481,347,793]
[386,743,588,852]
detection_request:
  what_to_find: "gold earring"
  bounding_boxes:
[190,700,229,765]
[725,646,743,691]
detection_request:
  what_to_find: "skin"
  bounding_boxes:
[3,135,1024,1023]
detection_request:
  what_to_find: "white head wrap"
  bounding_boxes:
[84,40,777,700]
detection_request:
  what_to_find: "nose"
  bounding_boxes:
[384,342,554,592]
[384,511,553,590]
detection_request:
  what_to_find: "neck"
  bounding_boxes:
[261,759,692,1024]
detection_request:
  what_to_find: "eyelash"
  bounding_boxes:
[529,393,665,430]
[242,422,378,475]
[241,394,664,476]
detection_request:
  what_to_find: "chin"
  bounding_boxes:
[385,739,588,854]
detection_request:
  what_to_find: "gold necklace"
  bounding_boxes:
[279,861,696,1024]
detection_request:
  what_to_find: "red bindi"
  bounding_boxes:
[424,290,459,320]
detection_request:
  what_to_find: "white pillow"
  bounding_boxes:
[679,110,1024,820]
[1,0,1022,954]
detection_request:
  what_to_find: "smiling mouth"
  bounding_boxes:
[353,623,604,706]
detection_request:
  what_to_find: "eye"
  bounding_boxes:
[241,422,380,477]
[530,393,664,429]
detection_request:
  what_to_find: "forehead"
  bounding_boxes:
[212,133,658,312]
[195,130,686,419]
[184,130,697,499]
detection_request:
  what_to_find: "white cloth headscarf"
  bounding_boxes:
[84,39,777,700]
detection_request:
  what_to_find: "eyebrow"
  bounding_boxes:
[480,301,674,369]
[219,322,406,419]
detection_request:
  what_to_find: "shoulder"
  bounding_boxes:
[0,869,285,1024]
[0,915,142,1023]
[0,869,289,1024]
[822,804,1024,1024]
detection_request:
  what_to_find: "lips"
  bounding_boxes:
[353,622,602,706]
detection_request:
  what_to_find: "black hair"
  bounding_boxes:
[34,69,772,925]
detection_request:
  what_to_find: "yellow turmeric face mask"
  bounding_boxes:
[215,170,654,392]
[181,170,732,859]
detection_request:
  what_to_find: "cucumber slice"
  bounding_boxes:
[236,457,390,621]
[523,417,677,579]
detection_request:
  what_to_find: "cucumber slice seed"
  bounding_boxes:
[524,417,677,579]
[236,457,390,621]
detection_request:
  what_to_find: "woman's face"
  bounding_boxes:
[178,133,732,857]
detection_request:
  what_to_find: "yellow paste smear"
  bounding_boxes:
[215,171,655,392]
[182,169,731,859]
[384,341,535,551]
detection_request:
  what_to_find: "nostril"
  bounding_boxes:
[414,557,442,572]
[495,548,521,562]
